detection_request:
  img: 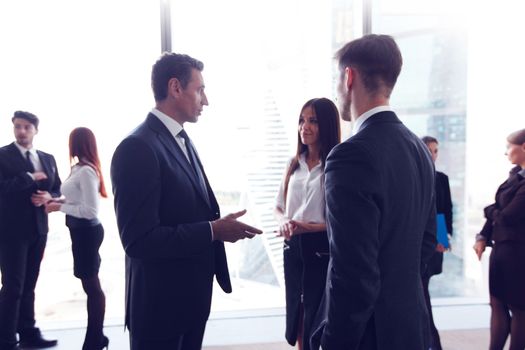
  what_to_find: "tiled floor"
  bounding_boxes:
[36,302,506,350]
[37,326,506,350]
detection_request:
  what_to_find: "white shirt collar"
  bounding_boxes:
[519,167,525,177]
[352,105,393,135]
[14,142,37,157]
[150,108,184,139]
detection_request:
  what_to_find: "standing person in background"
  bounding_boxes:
[46,127,108,350]
[111,52,262,350]
[474,128,525,350]
[275,98,340,350]
[311,34,437,350]
[0,111,61,350]
[421,135,453,350]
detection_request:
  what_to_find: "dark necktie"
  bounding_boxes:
[25,150,35,172]
[178,129,210,205]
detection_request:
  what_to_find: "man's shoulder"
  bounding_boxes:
[0,142,15,153]
[0,143,17,161]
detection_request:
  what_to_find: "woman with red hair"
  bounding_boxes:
[46,127,108,350]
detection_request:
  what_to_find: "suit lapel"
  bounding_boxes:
[146,114,212,208]
[37,151,51,176]
[8,143,33,172]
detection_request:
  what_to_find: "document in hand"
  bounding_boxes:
[436,213,449,248]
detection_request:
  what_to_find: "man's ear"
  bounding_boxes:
[168,77,182,97]
[345,66,354,90]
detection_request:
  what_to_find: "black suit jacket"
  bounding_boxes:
[110,114,231,339]
[316,112,436,350]
[425,171,453,277]
[0,143,61,240]
[480,166,525,244]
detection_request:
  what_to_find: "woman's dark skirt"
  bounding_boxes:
[67,221,104,279]
[284,231,329,350]
[489,240,525,310]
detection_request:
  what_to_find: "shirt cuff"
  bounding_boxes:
[475,234,486,242]
[26,172,35,180]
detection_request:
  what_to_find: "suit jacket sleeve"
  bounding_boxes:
[111,136,213,260]
[485,180,525,226]
[441,174,453,235]
[321,142,381,349]
[421,192,437,268]
[0,150,35,194]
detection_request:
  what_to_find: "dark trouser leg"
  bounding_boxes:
[130,322,206,350]
[17,235,46,334]
[508,307,525,350]
[489,295,510,350]
[0,239,29,346]
[422,275,442,350]
[81,276,106,349]
[302,256,329,350]
[179,322,206,350]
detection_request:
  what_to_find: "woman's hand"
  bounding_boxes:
[278,220,297,240]
[45,201,61,214]
[473,240,486,260]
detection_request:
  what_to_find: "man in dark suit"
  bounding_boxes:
[0,111,61,350]
[111,53,262,350]
[312,34,437,349]
[421,136,453,350]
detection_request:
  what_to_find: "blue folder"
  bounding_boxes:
[436,213,449,248]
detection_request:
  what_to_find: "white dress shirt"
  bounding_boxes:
[352,105,393,135]
[150,108,191,161]
[60,164,100,220]
[14,142,43,172]
[276,154,325,223]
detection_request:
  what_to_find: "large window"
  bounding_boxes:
[1,0,524,327]
[170,0,358,312]
[0,0,160,323]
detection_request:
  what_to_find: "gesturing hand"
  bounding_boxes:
[31,190,52,207]
[32,171,48,181]
[211,209,263,243]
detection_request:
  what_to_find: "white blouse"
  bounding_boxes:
[60,164,100,220]
[275,154,326,223]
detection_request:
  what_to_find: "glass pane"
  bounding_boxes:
[171,0,358,312]
[372,0,525,300]
[0,0,160,323]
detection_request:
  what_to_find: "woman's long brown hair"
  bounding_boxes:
[283,98,341,203]
[69,127,107,198]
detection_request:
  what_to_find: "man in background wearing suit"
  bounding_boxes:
[0,111,61,350]
[312,34,437,349]
[111,53,262,350]
[421,135,453,350]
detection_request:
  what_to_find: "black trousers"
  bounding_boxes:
[130,322,206,350]
[422,275,442,350]
[0,235,47,345]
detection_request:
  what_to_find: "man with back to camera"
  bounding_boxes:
[311,34,437,349]
[110,53,263,350]
[0,111,61,350]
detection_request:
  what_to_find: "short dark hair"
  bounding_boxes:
[507,129,525,145]
[151,52,204,102]
[336,34,402,97]
[12,110,39,129]
[421,136,438,145]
